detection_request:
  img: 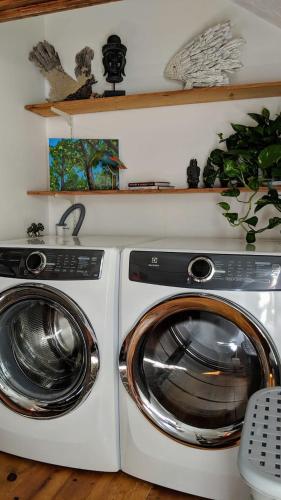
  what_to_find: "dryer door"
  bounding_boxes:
[0,284,99,418]
[120,294,280,448]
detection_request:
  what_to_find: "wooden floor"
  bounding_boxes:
[0,451,205,500]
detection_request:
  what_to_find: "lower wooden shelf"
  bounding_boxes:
[27,187,270,196]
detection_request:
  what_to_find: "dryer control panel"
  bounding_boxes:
[129,251,281,291]
[0,248,104,280]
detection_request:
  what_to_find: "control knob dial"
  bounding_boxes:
[26,251,47,275]
[188,256,215,283]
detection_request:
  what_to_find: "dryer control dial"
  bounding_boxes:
[188,256,215,283]
[26,251,47,275]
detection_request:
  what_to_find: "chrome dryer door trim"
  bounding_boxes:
[119,293,280,449]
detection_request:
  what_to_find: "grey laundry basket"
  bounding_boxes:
[238,387,281,500]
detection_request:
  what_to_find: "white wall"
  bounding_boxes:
[231,0,281,30]
[44,0,281,239]
[0,17,48,240]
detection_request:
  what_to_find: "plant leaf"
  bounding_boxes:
[272,164,281,178]
[223,212,238,223]
[244,216,258,227]
[238,162,249,174]
[258,145,281,169]
[246,231,256,243]
[254,199,268,213]
[269,114,281,134]
[218,202,230,211]
[209,149,224,166]
[254,189,281,212]
[225,134,240,149]
[268,188,280,200]
[248,112,266,125]
[231,124,249,134]
[224,159,240,178]
[221,188,240,197]
[262,108,270,119]
[227,149,257,159]
[247,177,260,191]
[268,217,281,229]
[246,243,256,251]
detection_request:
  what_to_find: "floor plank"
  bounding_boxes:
[0,452,205,499]
[148,484,203,500]
[31,467,72,500]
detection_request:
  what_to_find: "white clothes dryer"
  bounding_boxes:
[0,234,153,471]
[119,237,281,499]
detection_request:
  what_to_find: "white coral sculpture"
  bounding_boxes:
[164,21,245,89]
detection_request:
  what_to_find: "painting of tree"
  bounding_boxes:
[49,138,120,191]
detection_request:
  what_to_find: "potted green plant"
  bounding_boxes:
[206,108,281,243]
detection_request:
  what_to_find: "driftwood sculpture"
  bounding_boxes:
[164,21,245,88]
[29,41,97,102]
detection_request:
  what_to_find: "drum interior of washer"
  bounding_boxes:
[11,300,84,391]
[136,310,263,429]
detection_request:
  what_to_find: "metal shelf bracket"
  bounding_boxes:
[50,107,73,136]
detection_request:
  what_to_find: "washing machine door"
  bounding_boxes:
[120,294,280,448]
[0,284,99,418]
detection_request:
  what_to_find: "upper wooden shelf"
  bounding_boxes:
[27,187,270,196]
[0,0,121,23]
[25,81,281,117]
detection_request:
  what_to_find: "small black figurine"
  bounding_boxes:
[27,222,45,238]
[187,159,200,188]
[203,159,217,188]
[102,35,127,97]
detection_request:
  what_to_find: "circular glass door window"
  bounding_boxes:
[0,285,99,418]
[120,295,279,448]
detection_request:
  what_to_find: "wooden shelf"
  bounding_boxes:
[0,0,121,23]
[25,81,281,118]
[27,187,270,196]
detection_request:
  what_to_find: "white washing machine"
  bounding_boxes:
[119,237,281,499]
[0,234,153,471]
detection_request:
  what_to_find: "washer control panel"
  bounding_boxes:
[0,248,104,280]
[129,251,281,290]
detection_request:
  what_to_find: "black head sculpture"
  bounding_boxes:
[102,34,127,84]
[102,35,127,96]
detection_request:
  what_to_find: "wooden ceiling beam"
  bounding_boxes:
[0,0,122,22]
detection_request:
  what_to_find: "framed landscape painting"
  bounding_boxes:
[49,138,119,191]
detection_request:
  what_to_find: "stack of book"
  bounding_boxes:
[128,181,174,190]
